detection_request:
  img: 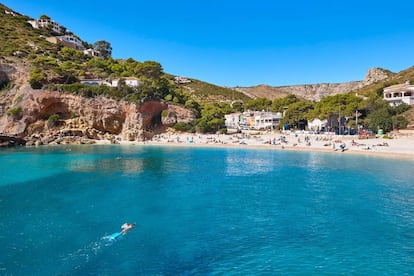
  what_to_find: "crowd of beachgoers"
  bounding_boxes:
[113,129,414,159]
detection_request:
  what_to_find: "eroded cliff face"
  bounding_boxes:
[0,61,183,145]
[0,89,171,144]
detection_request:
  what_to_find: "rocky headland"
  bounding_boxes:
[0,59,196,146]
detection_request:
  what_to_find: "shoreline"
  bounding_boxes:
[114,131,414,161]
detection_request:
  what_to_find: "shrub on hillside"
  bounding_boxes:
[29,69,46,89]
[47,114,60,127]
[7,106,22,116]
[173,122,195,132]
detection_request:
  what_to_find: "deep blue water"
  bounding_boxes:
[1,145,414,275]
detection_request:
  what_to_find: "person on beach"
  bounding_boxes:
[121,223,136,235]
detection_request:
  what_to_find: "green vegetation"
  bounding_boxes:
[173,122,196,132]
[15,95,23,103]
[281,100,314,129]
[183,79,250,103]
[244,98,272,111]
[92,40,112,59]
[39,14,51,20]
[310,94,364,119]
[366,101,410,132]
[7,106,22,116]
[47,114,60,127]
[0,81,13,91]
[0,78,11,91]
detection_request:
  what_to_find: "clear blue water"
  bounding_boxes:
[1,145,414,275]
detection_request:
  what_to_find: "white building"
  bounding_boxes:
[123,77,141,87]
[46,35,84,50]
[81,77,141,88]
[111,77,141,87]
[225,111,283,130]
[80,79,109,86]
[308,118,328,132]
[28,18,62,34]
[56,35,84,49]
[83,48,101,57]
[253,111,283,130]
[174,76,191,84]
[383,81,414,106]
[224,113,241,129]
[4,10,18,17]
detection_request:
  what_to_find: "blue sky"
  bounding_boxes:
[3,1,414,87]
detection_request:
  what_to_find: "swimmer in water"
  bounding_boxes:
[121,223,136,235]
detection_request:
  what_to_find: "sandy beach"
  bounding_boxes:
[114,129,414,160]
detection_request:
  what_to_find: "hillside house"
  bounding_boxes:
[46,35,84,50]
[174,76,191,84]
[383,81,414,106]
[111,77,141,87]
[4,9,18,16]
[123,77,141,87]
[80,79,111,86]
[83,48,101,57]
[28,18,62,34]
[81,77,141,88]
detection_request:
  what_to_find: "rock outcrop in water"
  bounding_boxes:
[0,60,196,145]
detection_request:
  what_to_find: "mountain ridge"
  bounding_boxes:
[234,68,394,101]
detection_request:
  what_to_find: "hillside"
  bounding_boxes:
[0,4,60,57]
[0,3,244,104]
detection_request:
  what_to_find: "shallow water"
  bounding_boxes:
[1,145,414,275]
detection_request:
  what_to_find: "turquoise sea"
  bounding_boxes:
[1,145,414,275]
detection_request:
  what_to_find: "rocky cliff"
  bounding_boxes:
[235,68,394,101]
[0,60,196,145]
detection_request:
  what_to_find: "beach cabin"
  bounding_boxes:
[308,118,328,132]
[224,113,241,130]
[383,81,414,106]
